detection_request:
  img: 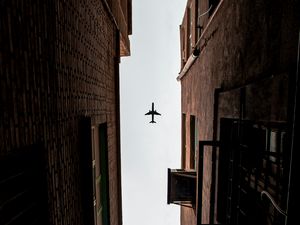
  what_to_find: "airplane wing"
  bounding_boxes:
[145,111,151,115]
[153,111,161,115]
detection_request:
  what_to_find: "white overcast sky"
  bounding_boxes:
[120,1,186,225]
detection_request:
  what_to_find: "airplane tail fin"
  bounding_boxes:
[150,121,156,123]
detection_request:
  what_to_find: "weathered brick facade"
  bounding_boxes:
[177,0,299,224]
[0,1,131,225]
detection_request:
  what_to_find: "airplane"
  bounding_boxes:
[145,102,161,123]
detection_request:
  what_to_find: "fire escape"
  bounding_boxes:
[168,119,290,225]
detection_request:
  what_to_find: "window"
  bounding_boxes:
[180,25,186,65]
[121,0,128,22]
[187,7,193,56]
[190,115,197,169]
[209,0,220,17]
[91,126,100,224]
[91,123,110,225]
[98,123,110,225]
[196,0,202,39]
[182,113,186,169]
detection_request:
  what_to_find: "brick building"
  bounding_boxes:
[167,0,300,224]
[0,1,131,225]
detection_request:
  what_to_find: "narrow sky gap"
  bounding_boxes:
[120,1,186,225]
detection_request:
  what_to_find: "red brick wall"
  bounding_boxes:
[0,0,124,224]
[179,0,299,224]
[181,207,197,225]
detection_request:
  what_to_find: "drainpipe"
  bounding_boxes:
[177,48,200,81]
